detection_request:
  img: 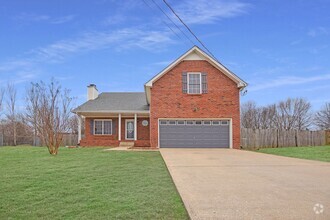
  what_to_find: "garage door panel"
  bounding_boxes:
[159,120,230,148]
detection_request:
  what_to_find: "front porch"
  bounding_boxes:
[77,112,151,148]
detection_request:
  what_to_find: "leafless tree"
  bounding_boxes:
[26,80,74,155]
[314,102,330,130]
[0,87,4,114]
[241,98,312,130]
[241,101,259,129]
[276,98,312,130]
[6,84,17,146]
[25,84,40,146]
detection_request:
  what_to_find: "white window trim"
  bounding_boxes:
[203,120,211,125]
[187,72,202,94]
[168,120,177,125]
[177,120,186,125]
[160,120,167,125]
[94,119,113,135]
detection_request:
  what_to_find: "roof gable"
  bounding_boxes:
[144,46,247,104]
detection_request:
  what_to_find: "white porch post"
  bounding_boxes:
[78,115,82,144]
[134,113,137,141]
[118,113,121,141]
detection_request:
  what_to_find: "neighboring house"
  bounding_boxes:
[73,46,247,149]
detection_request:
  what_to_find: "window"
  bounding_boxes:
[221,121,229,126]
[94,120,112,135]
[195,120,202,125]
[177,120,185,125]
[186,120,195,125]
[212,120,220,125]
[188,73,201,94]
[160,120,167,125]
[203,120,211,125]
[168,120,176,125]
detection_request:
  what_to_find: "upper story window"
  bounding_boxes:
[94,119,112,135]
[188,73,201,94]
[183,72,207,94]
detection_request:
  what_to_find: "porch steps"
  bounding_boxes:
[119,142,135,148]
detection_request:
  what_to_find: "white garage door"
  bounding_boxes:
[159,120,230,148]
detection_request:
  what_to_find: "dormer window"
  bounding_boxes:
[188,72,202,94]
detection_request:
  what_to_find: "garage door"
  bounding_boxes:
[159,120,230,148]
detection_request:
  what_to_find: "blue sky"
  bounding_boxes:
[1,0,330,111]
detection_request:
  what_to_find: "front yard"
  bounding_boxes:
[0,147,188,219]
[256,146,330,162]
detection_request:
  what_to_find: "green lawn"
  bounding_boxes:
[0,147,188,219]
[256,146,330,162]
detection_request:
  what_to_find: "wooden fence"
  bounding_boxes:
[241,128,327,149]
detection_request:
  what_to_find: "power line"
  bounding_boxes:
[149,0,195,46]
[162,0,219,61]
[141,0,189,46]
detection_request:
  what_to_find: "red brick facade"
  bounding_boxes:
[149,60,241,149]
[79,59,242,149]
[80,117,150,147]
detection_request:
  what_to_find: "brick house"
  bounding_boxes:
[73,46,247,149]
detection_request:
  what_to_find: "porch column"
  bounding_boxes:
[78,115,82,144]
[134,113,137,141]
[118,113,121,141]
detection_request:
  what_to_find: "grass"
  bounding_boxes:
[0,146,188,219]
[256,146,330,162]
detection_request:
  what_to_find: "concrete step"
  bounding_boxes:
[119,142,135,147]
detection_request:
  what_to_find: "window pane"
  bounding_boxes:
[177,120,185,125]
[104,121,112,134]
[160,121,167,125]
[203,120,211,125]
[94,121,103,134]
[168,120,176,125]
[195,120,202,125]
[212,121,220,125]
[188,73,201,94]
[186,120,194,125]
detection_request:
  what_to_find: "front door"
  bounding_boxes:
[125,120,135,140]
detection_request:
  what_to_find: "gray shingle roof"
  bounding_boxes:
[73,92,149,113]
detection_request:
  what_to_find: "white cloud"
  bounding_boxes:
[14,13,76,24]
[0,26,175,82]
[103,14,126,25]
[31,27,174,62]
[249,74,330,91]
[51,15,76,24]
[175,0,250,25]
[308,27,329,37]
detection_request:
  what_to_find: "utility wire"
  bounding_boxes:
[141,0,189,46]
[149,0,195,46]
[162,0,219,61]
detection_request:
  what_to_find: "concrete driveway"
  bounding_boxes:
[160,149,330,220]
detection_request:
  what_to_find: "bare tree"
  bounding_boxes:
[26,80,74,155]
[6,84,17,146]
[241,101,259,129]
[241,98,312,130]
[0,87,4,114]
[314,102,330,130]
[25,84,40,146]
[276,98,312,130]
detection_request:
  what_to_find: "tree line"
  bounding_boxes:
[0,80,77,155]
[241,98,330,130]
